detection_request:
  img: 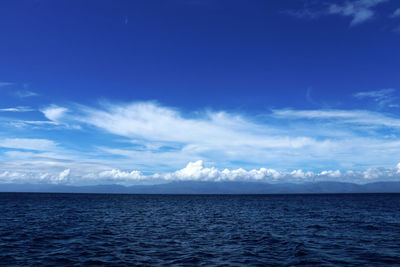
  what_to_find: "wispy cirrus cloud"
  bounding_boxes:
[36,101,399,171]
[0,138,58,151]
[282,8,323,20]
[14,90,38,98]
[272,108,400,128]
[328,0,388,26]
[2,99,400,185]
[76,102,317,149]
[284,0,391,26]
[0,82,38,98]
[354,88,398,108]
[0,82,14,88]
[0,106,34,112]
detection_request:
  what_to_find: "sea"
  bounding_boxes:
[1,193,400,266]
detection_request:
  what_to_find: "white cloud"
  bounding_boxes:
[15,90,38,98]
[57,169,70,182]
[0,106,33,112]
[84,160,400,184]
[67,102,358,171]
[1,160,400,185]
[19,121,58,126]
[2,100,400,184]
[41,105,68,122]
[28,101,399,172]
[77,102,324,150]
[98,169,143,180]
[272,109,400,128]
[0,159,110,184]
[319,170,341,178]
[290,169,315,179]
[362,167,389,179]
[284,0,390,26]
[164,160,221,181]
[354,88,398,108]
[0,138,58,151]
[328,0,388,26]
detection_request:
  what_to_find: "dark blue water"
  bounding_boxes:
[1,193,400,266]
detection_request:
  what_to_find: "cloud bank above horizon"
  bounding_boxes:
[1,89,400,185]
[1,159,400,186]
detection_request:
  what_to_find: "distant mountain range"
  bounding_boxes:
[1,181,400,194]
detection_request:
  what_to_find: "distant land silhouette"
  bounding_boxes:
[2,181,400,194]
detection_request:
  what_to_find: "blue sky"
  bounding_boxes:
[1,0,400,185]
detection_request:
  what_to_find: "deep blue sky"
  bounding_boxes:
[0,0,400,185]
[1,0,399,110]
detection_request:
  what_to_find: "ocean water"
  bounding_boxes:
[1,193,400,266]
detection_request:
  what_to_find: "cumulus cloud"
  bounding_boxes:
[0,159,110,184]
[2,100,400,184]
[1,160,400,185]
[319,170,341,178]
[57,169,71,182]
[98,169,143,180]
[50,161,400,184]
[16,100,397,172]
[290,169,315,179]
[361,167,396,179]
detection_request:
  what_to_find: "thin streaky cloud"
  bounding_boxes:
[284,0,390,26]
[0,138,58,151]
[15,90,38,98]
[0,107,34,112]
[1,101,400,184]
[0,82,14,88]
[282,8,323,20]
[354,88,398,108]
[74,102,322,149]
[7,120,59,128]
[328,0,388,26]
[22,120,58,125]
[272,108,400,128]
[29,101,400,171]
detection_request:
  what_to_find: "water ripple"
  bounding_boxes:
[1,193,400,266]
